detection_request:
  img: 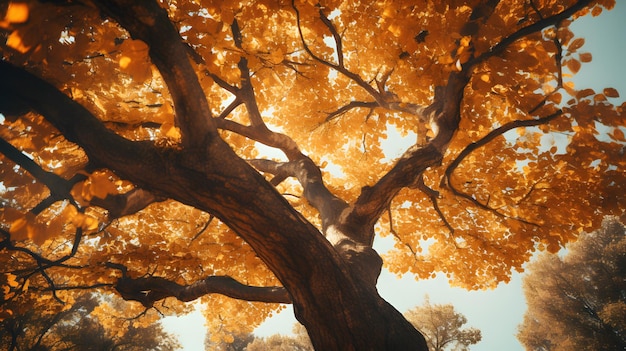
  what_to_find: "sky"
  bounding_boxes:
[162,2,626,350]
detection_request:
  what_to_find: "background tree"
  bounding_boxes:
[517,217,626,351]
[404,298,482,351]
[0,0,624,349]
[247,301,481,351]
[204,327,256,351]
[0,293,180,351]
[246,324,314,351]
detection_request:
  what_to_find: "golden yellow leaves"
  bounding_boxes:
[5,31,29,53]
[3,202,99,245]
[5,209,47,244]
[1,3,29,53]
[1,273,29,320]
[3,3,29,24]
[117,39,152,82]
[160,122,182,140]
[72,170,119,202]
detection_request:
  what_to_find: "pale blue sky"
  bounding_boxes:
[163,3,626,350]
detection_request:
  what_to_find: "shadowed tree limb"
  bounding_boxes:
[321,101,378,125]
[90,189,162,219]
[0,134,160,219]
[113,274,291,308]
[0,137,83,214]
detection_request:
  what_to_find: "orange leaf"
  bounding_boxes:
[603,87,620,98]
[9,215,33,242]
[119,56,132,69]
[548,92,562,105]
[4,3,29,24]
[6,274,19,288]
[593,94,607,102]
[87,171,118,200]
[6,30,30,53]
[576,88,595,99]
[579,52,592,62]
[610,128,625,142]
[9,213,49,245]
[568,38,585,52]
[566,59,581,74]
[591,6,603,17]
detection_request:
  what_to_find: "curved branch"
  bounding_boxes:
[0,137,84,214]
[469,0,593,67]
[444,110,563,187]
[443,110,562,223]
[90,188,162,219]
[93,0,217,149]
[231,18,265,127]
[414,176,455,234]
[114,274,291,308]
[317,5,344,68]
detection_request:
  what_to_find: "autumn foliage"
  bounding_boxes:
[518,218,626,350]
[0,0,624,349]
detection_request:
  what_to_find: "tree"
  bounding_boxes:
[204,329,256,351]
[517,217,626,351]
[245,324,314,351]
[404,298,482,351]
[0,293,180,351]
[0,0,624,349]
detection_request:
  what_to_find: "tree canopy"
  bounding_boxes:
[404,298,482,351]
[0,0,624,349]
[518,217,626,351]
[0,293,180,351]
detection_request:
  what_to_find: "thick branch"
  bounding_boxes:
[249,158,349,233]
[93,0,217,149]
[0,137,157,218]
[90,188,161,219]
[0,61,164,181]
[0,137,83,214]
[114,275,291,308]
[348,72,471,244]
